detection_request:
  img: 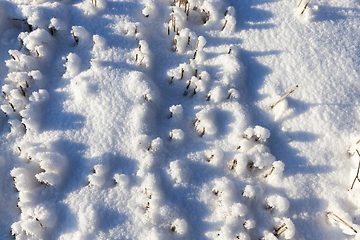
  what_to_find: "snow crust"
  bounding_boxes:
[0,0,360,239]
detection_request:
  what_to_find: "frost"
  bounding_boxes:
[267,195,290,213]
[18,29,53,58]
[92,34,107,51]
[170,129,184,142]
[88,162,110,187]
[150,137,163,153]
[63,53,82,78]
[243,219,255,230]
[242,185,263,198]
[20,89,49,133]
[169,104,183,121]
[206,148,223,166]
[195,108,218,136]
[142,1,158,18]
[235,232,250,240]
[49,18,66,32]
[34,152,68,186]
[71,26,92,47]
[209,85,227,103]
[168,160,190,185]
[11,166,39,192]
[75,0,107,16]
[171,218,188,235]
[33,205,57,228]
[231,202,248,217]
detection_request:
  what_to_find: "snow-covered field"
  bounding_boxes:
[1,0,360,239]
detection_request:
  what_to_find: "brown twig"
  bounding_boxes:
[297,0,303,7]
[275,223,286,232]
[200,127,205,137]
[350,150,360,190]
[271,85,298,109]
[301,0,311,14]
[230,159,237,170]
[265,167,275,178]
[327,211,358,233]
[221,20,228,31]
[274,223,287,236]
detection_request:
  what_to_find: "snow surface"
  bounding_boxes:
[1,0,360,239]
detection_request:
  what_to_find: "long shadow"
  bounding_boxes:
[228,0,335,179]
[287,197,332,239]
[49,139,139,238]
[41,90,86,132]
[229,0,278,31]
[312,5,360,22]
[239,49,278,97]
[158,167,217,239]
[97,207,129,233]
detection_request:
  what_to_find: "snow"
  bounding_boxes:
[1,0,360,239]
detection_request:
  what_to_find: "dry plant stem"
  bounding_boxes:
[200,127,205,137]
[327,211,358,233]
[271,85,298,109]
[265,167,275,178]
[297,0,303,7]
[19,86,25,97]
[301,0,311,14]
[277,227,288,236]
[186,81,191,89]
[9,103,15,112]
[172,15,175,32]
[193,85,197,95]
[356,139,360,144]
[140,56,145,65]
[275,223,286,232]
[221,20,228,31]
[231,159,237,170]
[350,150,360,190]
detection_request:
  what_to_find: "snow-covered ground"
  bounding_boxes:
[1,0,360,239]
